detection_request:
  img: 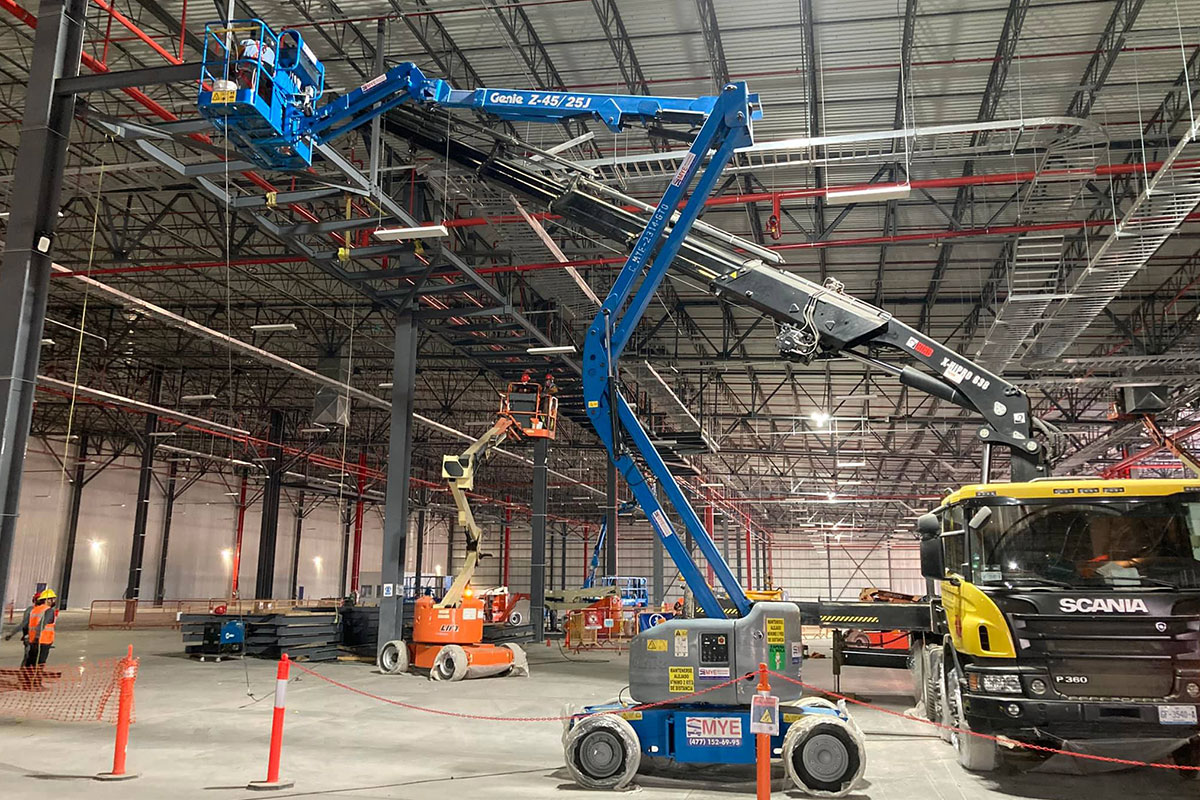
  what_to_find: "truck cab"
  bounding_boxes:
[920,477,1200,770]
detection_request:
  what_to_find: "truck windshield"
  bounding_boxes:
[968,494,1200,589]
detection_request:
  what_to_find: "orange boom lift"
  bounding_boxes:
[379,375,557,680]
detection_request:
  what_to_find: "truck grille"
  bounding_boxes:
[1012,614,1198,698]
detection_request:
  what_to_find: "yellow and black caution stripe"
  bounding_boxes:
[819,615,881,624]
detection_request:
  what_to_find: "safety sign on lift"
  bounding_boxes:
[669,666,695,693]
[750,694,780,736]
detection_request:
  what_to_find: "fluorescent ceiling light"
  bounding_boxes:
[372,224,449,241]
[699,482,723,488]
[180,393,218,402]
[825,183,911,205]
[526,345,576,355]
[377,381,393,389]
[224,491,240,496]
[250,323,297,333]
[810,411,830,426]
[40,338,54,346]
[299,425,330,434]
[148,431,177,438]
[836,461,866,468]
[834,393,877,401]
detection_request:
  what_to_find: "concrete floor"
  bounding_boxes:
[0,611,1195,799]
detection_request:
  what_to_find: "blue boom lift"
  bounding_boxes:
[197,20,866,795]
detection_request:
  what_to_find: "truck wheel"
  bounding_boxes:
[783,714,866,797]
[845,631,870,646]
[378,639,409,675]
[924,645,944,726]
[946,663,998,772]
[564,714,641,790]
[431,644,469,681]
[503,643,530,677]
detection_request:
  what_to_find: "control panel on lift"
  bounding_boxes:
[628,602,803,705]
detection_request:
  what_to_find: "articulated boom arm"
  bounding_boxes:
[439,418,516,609]
[583,84,760,621]
[707,266,1048,481]
[198,20,760,171]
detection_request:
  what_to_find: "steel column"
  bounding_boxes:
[56,432,87,609]
[0,0,86,612]
[560,523,567,592]
[604,459,617,575]
[743,513,752,591]
[378,309,418,654]
[413,497,426,597]
[350,451,366,593]
[548,519,556,592]
[125,369,161,601]
[502,493,512,586]
[530,437,548,641]
[153,460,177,606]
[339,499,351,598]
[255,410,284,598]
[289,491,305,599]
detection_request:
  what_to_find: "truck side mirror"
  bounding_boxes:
[920,535,945,580]
[916,513,940,540]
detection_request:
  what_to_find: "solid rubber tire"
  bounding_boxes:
[430,644,469,681]
[564,713,641,790]
[783,714,866,797]
[378,640,409,675]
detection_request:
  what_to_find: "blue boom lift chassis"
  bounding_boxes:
[197,20,867,795]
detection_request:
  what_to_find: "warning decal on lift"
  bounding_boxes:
[646,639,667,652]
[750,694,780,735]
[651,509,673,538]
[669,666,695,693]
[766,617,786,645]
[674,629,689,657]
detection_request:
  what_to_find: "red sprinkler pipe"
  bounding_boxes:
[231,473,248,598]
[350,451,366,593]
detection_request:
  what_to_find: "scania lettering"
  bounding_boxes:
[1059,598,1150,613]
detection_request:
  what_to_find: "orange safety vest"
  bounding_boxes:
[28,603,55,646]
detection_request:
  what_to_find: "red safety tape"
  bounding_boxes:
[768,670,1200,772]
[284,661,1198,771]
[288,662,757,722]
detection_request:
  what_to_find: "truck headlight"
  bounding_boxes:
[981,674,1023,694]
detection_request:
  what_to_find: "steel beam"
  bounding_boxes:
[1065,0,1146,119]
[918,0,1030,332]
[55,62,200,94]
[0,0,86,614]
[413,496,426,599]
[254,410,284,598]
[125,369,161,600]
[530,436,548,641]
[56,432,87,609]
[378,309,418,655]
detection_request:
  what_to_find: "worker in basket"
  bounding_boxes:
[237,37,275,91]
[17,589,57,689]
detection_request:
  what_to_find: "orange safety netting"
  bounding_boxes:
[0,656,138,723]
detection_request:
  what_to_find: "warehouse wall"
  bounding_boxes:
[5,441,923,612]
[5,441,383,610]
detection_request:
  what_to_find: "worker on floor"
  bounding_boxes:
[3,590,38,644]
[17,589,58,689]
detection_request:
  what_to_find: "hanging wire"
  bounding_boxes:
[55,135,111,556]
